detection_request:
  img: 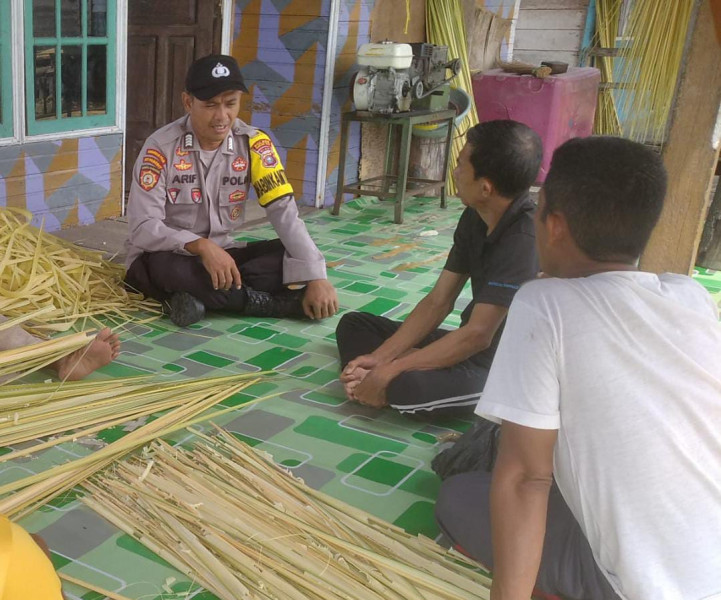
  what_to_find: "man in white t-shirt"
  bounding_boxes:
[435,136,721,600]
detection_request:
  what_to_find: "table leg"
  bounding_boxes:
[382,123,396,194]
[394,119,413,224]
[441,115,454,209]
[332,114,351,216]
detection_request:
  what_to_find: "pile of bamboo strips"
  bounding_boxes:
[0,374,269,518]
[426,0,480,196]
[0,207,161,337]
[84,429,492,600]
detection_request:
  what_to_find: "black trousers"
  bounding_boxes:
[335,312,492,416]
[125,239,286,309]
[435,471,621,600]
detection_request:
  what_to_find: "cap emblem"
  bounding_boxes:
[212,63,230,78]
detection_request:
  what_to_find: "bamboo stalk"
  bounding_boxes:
[82,432,491,600]
[0,375,272,518]
[58,573,133,600]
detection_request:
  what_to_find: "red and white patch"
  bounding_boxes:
[168,188,180,203]
[139,166,160,191]
[175,146,189,157]
[230,206,243,220]
[229,190,246,203]
[232,156,248,172]
[251,138,277,167]
[174,159,193,171]
[191,188,202,203]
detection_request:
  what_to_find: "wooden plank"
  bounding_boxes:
[511,49,579,65]
[370,0,426,43]
[640,0,721,274]
[520,0,588,8]
[517,8,586,30]
[697,178,721,269]
[513,28,583,51]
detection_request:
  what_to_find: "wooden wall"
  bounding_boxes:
[232,0,373,207]
[0,134,123,231]
[513,0,589,66]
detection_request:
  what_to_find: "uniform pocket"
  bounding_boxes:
[165,187,201,229]
[218,189,247,228]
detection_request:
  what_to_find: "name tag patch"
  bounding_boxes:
[172,174,197,184]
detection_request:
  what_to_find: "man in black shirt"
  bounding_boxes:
[335,120,542,417]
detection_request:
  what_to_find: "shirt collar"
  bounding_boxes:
[181,115,237,155]
[485,190,534,244]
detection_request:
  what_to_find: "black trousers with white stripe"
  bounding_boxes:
[335,312,491,417]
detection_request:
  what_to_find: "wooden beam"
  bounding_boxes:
[640,0,721,274]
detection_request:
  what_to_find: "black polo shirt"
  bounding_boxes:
[444,192,539,363]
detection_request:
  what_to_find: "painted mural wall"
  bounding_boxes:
[231,0,372,207]
[0,134,123,231]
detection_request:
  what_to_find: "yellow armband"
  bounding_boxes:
[249,131,294,206]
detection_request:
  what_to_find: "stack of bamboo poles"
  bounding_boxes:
[0,207,161,337]
[426,0,480,196]
[593,0,623,136]
[0,374,271,518]
[83,429,492,600]
[614,0,693,144]
[594,0,694,144]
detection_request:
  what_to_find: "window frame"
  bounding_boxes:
[24,0,118,136]
[0,1,13,138]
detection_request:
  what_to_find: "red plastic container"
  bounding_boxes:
[472,67,601,182]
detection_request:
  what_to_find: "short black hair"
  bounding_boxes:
[466,120,543,198]
[542,136,667,262]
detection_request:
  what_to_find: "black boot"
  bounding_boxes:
[228,286,306,319]
[167,292,206,327]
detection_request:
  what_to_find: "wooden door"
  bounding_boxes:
[124,0,221,193]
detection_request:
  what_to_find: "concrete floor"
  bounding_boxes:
[51,199,303,263]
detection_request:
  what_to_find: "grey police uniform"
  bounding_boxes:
[125,115,327,302]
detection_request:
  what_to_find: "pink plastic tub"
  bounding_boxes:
[472,67,601,182]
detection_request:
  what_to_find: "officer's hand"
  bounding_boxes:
[302,279,338,320]
[186,238,242,291]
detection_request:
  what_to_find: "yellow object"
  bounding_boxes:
[0,515,63,600]
[0,207,161,337]
[248,131,294,206]
[426,0,480,195]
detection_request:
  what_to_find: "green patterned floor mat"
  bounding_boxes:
[3,196,720,600]
[5,196,476,600]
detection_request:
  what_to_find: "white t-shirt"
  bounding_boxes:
[477,271,721,600]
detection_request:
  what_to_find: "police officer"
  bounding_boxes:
[125,54,338,327]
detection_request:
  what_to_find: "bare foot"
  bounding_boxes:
[55,328,120,381]
[342,366,370,401]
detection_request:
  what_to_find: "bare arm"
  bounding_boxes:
[490,421,557,600]
[357,270,468,367]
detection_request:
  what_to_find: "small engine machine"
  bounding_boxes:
[352,41,460,114]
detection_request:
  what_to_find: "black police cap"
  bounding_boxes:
[185,54,248,100]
